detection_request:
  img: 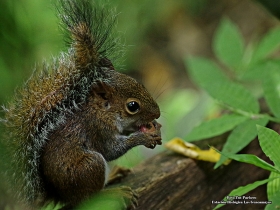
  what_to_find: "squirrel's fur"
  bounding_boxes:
[4,0,118,204]
[2,0,161,209]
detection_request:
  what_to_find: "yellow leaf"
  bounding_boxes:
[165,137,230,164]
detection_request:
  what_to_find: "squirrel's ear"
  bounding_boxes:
[98,57,115,70]
[92,81,113,100]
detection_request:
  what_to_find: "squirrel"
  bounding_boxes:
[1,0,162,209]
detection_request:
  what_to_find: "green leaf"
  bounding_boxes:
[214,178,277,209]
[257,126,280,169]
[263,70,280,118]
[217,152,280,173]
[78,191,124,210]
[215,117,269,168]
[186,57,228,87]
[186,57,260,113]
[214,18,244,69]
[252,27,280,62]
[211,81,259,113]
[185,114,248,142]
[42,202,62,210]
[267,172,280,200]
[240,60,280,81]
[265,190,280,210]
[266,173,280,210]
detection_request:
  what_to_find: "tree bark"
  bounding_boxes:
[116,138,270,210]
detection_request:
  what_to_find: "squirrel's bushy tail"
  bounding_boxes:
[2,0,120,207]
[58,0,118,68]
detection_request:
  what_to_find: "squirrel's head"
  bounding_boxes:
[114,73,160,121]
[87,58,161,142]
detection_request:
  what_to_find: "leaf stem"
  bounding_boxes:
[219,102,280,123]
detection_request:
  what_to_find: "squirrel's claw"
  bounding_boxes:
[143,120,162,149]
[119,186,138,210]
[107,166,131,185]
[145,136,162,149]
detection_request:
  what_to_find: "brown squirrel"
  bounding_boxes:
[2,0,162,209]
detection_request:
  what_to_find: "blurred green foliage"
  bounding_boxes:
[0,0,207,209]
[4,0,280,209]
[0,0,62,103]
[185,19,280,167]
[0,0,206,167]
[0,0,207,101]
[184,17,280,209]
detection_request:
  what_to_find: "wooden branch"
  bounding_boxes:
[115,138,270,210]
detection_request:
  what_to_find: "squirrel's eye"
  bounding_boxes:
[125,98,141,114]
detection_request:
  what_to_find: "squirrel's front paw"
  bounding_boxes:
[142,120,162,149]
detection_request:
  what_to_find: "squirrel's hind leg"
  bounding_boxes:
[41,136,138,209]
[41,135,107,208]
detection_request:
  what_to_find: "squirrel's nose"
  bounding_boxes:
[152,106,160,119]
